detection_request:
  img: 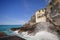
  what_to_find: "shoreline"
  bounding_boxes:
[0,32,25,40]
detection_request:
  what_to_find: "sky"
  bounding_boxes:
[0,0,49,25]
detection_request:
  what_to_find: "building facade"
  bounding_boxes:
[35,9,46,23]
[29,9,46,24]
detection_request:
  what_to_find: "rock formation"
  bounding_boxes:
[0,32,7,37]
[10,0,60,40]
[18,0,60,35]
[45,0,60,33]
[9,0,60,40]
[0,36,25,40]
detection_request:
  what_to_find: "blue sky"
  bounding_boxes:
[0,0,49,25]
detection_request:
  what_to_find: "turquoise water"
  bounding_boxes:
[0,25,22,35]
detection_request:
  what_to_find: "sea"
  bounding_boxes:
[0,25,22,35]
[0,25,59,40]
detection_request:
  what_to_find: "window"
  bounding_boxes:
[39,10,40,12]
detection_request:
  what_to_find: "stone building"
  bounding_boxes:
[29,9,46,24]
[35,9,46,23]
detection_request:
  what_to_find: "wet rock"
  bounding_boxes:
[0,32,7,37]
[11,28,20,31]
[0,35,25,40]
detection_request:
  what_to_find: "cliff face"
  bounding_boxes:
[45,0,60,32]
[10,0,60,36]
[46,0,60,26]
[18,0,60,33]
[10,0,60,40]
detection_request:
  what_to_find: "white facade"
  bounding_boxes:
[35,10,46,23]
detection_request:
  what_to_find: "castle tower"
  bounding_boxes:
[29,9,46,25]
[35,9,46,23]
